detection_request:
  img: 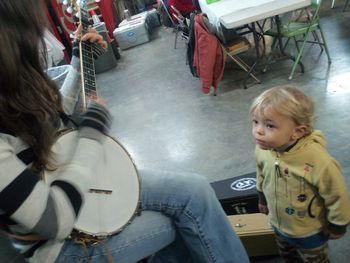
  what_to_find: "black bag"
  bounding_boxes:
[210,172,259,215]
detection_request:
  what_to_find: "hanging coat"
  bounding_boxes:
[187,12,198,77]
[193,13,225,94]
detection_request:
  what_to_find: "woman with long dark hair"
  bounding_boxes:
[0,1,249,262]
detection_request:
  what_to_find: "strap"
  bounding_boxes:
[22,240,47,258]
[7,233,45,242]
[0,219,45,241]
[72,234,116,263]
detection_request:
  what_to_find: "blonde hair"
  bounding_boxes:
[249,86,315,134]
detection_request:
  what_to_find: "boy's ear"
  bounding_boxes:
[292,125,308,140]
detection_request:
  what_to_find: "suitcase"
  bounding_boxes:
[118,11,148,28]
[228,213,279,257]
[113,18,150,50]
[210,173,259,215]
[119,9,160,33]
[146,8,161,29]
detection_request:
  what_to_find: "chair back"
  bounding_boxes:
[159,0,176,27]
[311,0,322,8]
[311,0,323,16]
[310,0,322,23]
[171,5,185,25]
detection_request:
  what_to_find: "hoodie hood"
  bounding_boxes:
[290,130,327,153]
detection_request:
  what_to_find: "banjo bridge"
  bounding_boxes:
[89,188,113,194]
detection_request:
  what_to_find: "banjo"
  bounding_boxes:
[45,0,140,238]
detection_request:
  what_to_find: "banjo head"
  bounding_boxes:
[47,130,140,237]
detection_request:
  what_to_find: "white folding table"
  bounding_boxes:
[198,0,312,83]
[198,0,311,30]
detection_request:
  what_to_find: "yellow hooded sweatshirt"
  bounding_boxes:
[255,130,350,238]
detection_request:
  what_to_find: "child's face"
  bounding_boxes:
[251,108,301,152]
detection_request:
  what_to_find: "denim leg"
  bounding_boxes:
[148,233,194,263]
[140,169,250,263]
[55,211,175,263]
[55,170,249,263]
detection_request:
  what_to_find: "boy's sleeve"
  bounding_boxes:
[255,146,267,205]
[255,146,264,192]
[317,158,350,234]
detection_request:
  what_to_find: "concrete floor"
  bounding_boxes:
[95,3,350,262]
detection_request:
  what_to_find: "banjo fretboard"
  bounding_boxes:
[79,6,97,108]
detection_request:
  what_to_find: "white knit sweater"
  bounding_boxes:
[0,57,107,263]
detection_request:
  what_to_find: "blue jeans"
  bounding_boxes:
[55,170,249,262]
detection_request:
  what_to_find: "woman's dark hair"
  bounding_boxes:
[0,0,62,172]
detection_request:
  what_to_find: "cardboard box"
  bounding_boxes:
[210,173,259,215]
[228,213,279,257]
[114,18,150,50]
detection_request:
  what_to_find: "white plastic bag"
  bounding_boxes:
[43,29,65,66]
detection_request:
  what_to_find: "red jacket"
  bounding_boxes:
[193,13,225,94]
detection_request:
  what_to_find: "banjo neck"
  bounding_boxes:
[47,1,141,238]
[78,3,98,109]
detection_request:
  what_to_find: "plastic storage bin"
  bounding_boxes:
[113,19,150,50]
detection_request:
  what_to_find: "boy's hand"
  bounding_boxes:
[258,203,269,215]
[323,229,345,240]
[328,233,344,240]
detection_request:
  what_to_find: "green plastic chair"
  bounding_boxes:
[263,0,331,80]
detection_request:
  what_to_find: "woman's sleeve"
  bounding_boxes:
[59,56,81,115]
[47,56,81,115]
[0,136,101,239]
[0,104,111,240]
[0,230,26,263]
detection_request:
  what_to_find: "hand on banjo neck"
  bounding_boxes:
[72,24,108,110]
[73,24,107,51]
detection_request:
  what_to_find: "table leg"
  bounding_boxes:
[275,15,285,54]
[242,22,262,89]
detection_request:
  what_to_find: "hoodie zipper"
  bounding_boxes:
[274,152,281,228]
